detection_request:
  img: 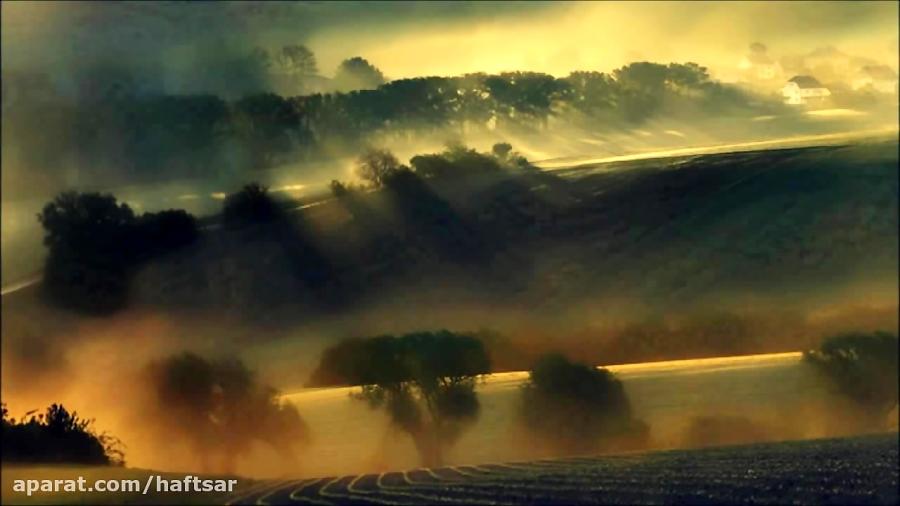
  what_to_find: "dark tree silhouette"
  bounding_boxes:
[134,209,199,261]
[333,57,386,92]
[314,331,490,467]
[356,148,402,188]
[147,352,308,474]
[5,60,772,201]
[1,403,123,465]
[329,179,351,198]
[409,144,503,180]
[271,44,318,95]
[222,183,281,228]
[232,93,306,169]
[37,192,199,313]
[276,44,318,78]
[491,142,513,160]
[519,353,648,454]
[38,192,138,313]
[804,331,899,429]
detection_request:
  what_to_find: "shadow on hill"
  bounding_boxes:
[383,170,492,267]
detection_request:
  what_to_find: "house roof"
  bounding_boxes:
[788,75,824,89]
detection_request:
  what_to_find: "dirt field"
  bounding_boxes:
[227,433,899,505]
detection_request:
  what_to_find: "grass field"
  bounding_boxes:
[226,433,899,505]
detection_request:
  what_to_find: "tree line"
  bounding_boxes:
[36,141,526,314]
[3,60,770,197]
[3,331,895,469]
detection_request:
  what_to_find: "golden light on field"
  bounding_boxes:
[270,351,844,479]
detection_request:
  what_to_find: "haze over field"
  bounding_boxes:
[1,0,898,491]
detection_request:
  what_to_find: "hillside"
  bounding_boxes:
[132,139,899,323]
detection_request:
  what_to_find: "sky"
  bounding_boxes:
[2,1,897,82]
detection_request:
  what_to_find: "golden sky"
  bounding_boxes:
[2,1,897,80]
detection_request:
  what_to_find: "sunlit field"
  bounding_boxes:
[270,352,847,478]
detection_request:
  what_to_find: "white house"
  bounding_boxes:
[782,75,831,105]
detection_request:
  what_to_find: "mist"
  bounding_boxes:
[1,0,898,487]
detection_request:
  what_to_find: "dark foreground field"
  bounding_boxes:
[228,433,899,506]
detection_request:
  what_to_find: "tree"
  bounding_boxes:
[316,331,490,466]
[232,93,305,169]
[491,142,512,160]
[519,353,647,454]
[38,192,138,314]
[333,57,386,92]
[804,331,899,429]
[277,44,318,77]
[222,183,281,228]
[409,144,503,180]
[329,180,350,198]
[37,192,200,314]
[409,153,456,179]
[134,209,199,260]
[356,148,401,188]
[148,353,308,474]
[274,44,318,95]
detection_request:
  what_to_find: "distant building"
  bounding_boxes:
[852,65,899,94]
[782,75,831,105]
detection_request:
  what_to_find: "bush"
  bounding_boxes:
[1,403,123,465]
[520,353,647,454]
[313,331,490,467]
[222,183,281,228]
[804,331,899,429]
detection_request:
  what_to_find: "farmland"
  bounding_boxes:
[263,352,887,479]
[227,433,899,505]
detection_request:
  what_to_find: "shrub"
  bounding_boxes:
[520,353,648,454]
[1,403,123,465]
